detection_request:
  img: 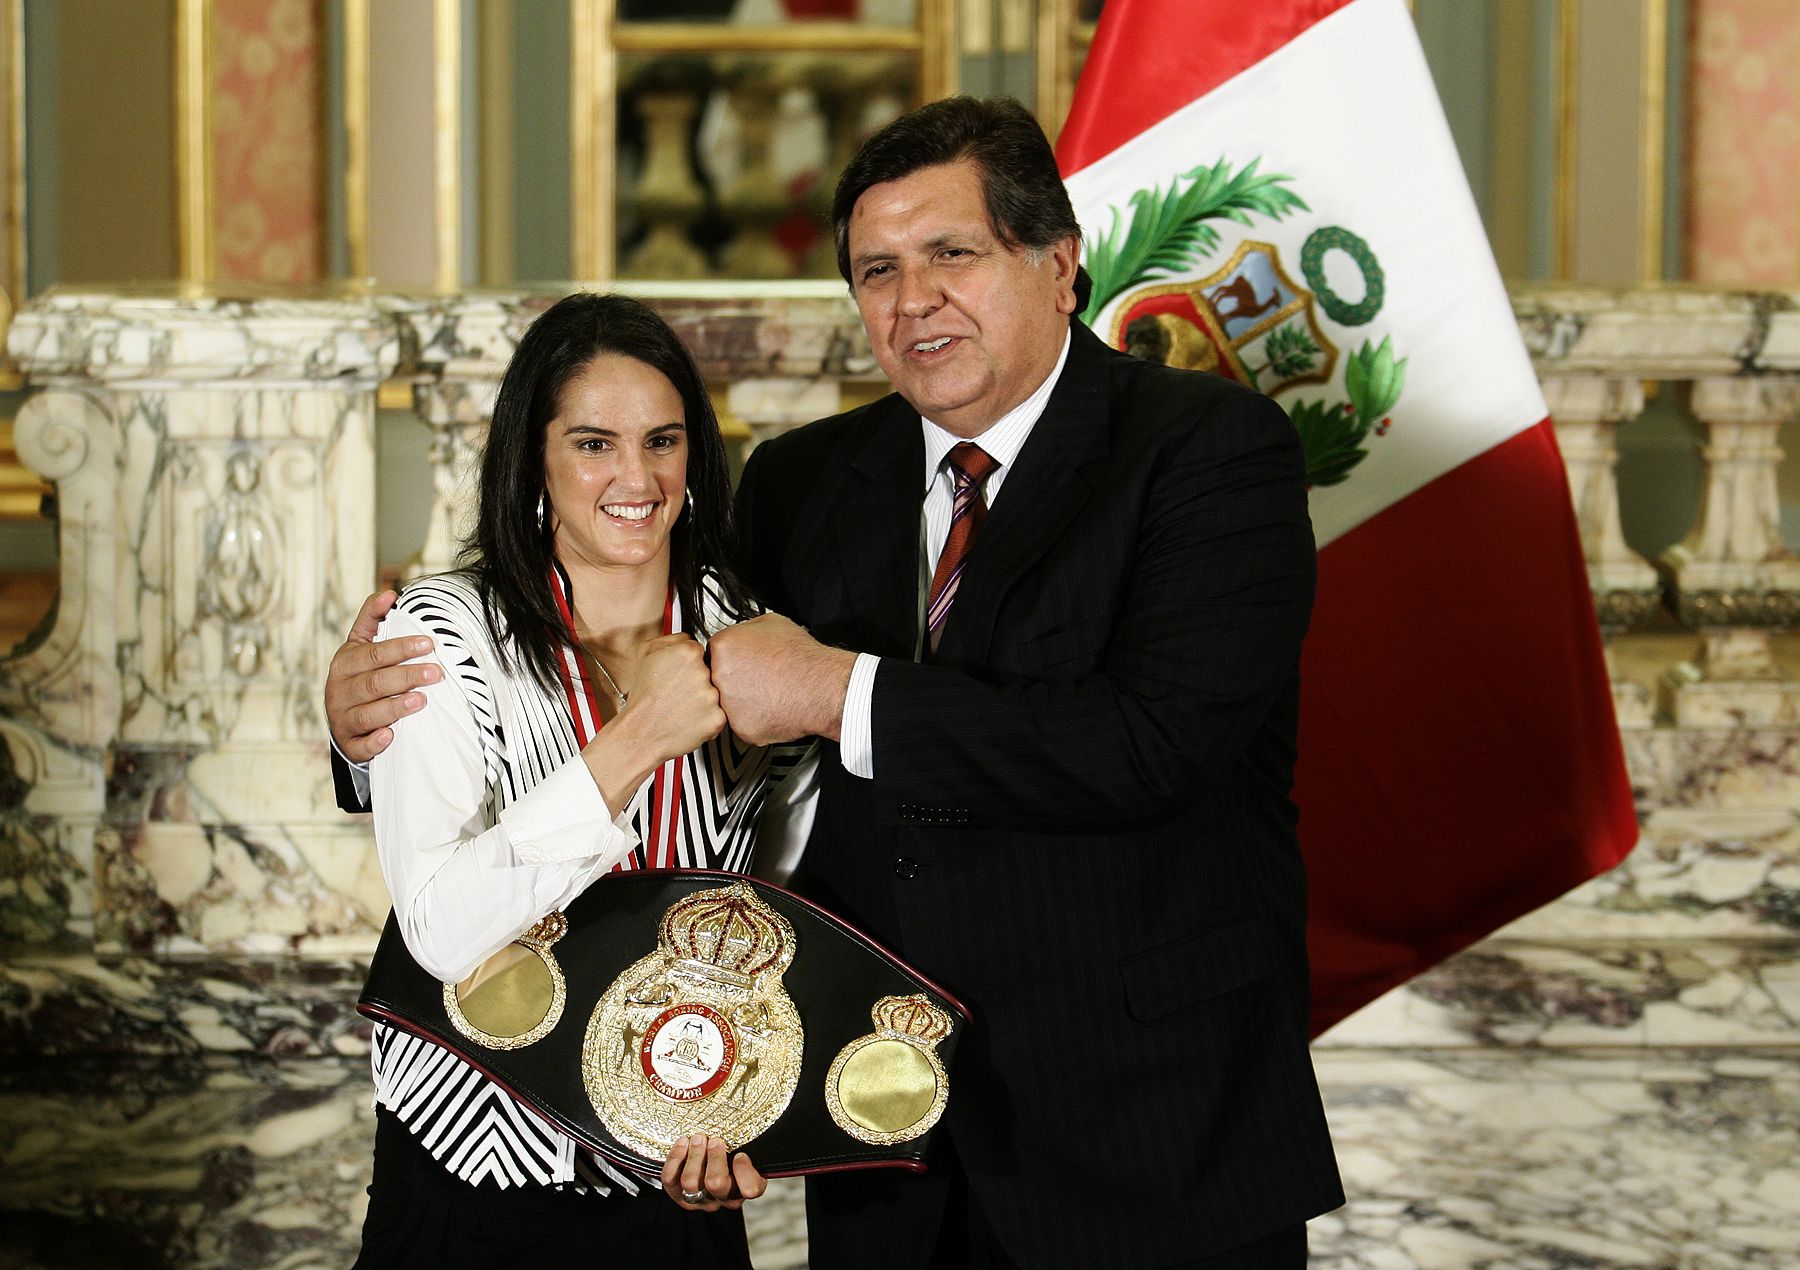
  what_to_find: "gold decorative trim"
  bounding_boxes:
[824,995,952,1147]
[376,378,414,412]
[1553,0,1578,281]
[920,0,955,104]
[1035,0,1073,141]
[343,0,370,280]
[571,0,613,281]
[174,0,215,286]
[611,23,920,55]
[1637,0,1667,283]
[443,912,571,1051]
[3,0,25,314]
[433,0,460,291]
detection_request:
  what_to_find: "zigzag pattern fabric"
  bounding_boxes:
[370,571,801,1190]
[925,443,997,652]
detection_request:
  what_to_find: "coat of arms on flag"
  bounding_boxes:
[1080,155,1405,488]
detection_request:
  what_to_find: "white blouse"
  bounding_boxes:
[367,571,810,1190]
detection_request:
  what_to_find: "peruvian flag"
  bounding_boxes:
[1058,0,1638,1035]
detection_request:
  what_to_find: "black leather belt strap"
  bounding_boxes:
[358,869,970,1178]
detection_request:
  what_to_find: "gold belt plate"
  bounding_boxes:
[825,994,953,1146]
[583,882,803,1157]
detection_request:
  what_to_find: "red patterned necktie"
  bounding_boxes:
[925,442,999,652]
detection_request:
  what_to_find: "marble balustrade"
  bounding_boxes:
[1,285,1797,1268]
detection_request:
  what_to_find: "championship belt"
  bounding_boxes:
[358,870,971,1176]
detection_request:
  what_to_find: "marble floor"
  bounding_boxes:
[3,1036,1795,1267]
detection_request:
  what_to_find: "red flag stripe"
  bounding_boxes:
[1297,420,1638,1035]
[1056,0,1356,174]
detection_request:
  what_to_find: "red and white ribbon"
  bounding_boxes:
[549,562,685,871]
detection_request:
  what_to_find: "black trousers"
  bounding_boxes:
[353,1109,752,1269]
[809,1141,1307,1270]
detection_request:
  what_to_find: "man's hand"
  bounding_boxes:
[661,1134,768,1212]
[324,591,440,762]
[708,614,855,746]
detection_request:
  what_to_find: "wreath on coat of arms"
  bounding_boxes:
[1082,158,1407,488]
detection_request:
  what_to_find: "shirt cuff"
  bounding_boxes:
[499,755,642,866]
[838,653,880,780]
[330,732,373,806]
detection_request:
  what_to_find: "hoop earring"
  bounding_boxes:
[536,492,547,532]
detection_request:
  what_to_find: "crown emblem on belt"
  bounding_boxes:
[660,883,795,984]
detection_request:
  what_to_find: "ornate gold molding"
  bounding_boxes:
[571,0,613,281]
[174,0,215,286]
[434,0,460,291]
[1034,2,1093,142]
[1638,0,1667,283]
[1553,0,1578,282]
[343,0,370,280]
[920,0,955,103]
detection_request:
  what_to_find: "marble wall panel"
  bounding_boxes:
[4,295,399,384]
[0,1058,372,1269]
[110,387,373,756]
[0,953,369,1060]
[96,819,385,958]
[1622,726,1800,813]
[393,288,878,382]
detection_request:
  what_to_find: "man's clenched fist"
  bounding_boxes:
[707,614,855,746]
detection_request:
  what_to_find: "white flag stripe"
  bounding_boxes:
[1063,0,1545,549]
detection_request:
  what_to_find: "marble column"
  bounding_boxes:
[1658,377,1800,726]
[1543,375,1660,727]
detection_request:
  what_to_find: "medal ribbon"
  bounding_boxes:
[548,562,685,871]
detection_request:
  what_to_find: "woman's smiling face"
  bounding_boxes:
[542,353,688,577]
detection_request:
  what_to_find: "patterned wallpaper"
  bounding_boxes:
[1685,0,1800,284]
[212,0,325,283]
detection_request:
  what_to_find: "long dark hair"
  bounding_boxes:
[460,292,753,693]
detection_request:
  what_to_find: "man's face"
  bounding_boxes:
[847,160,1079,439]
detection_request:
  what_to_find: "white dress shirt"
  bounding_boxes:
[838,329,1073,778]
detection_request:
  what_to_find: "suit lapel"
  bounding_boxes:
[935,324,1114,665]
[831,394,926,658]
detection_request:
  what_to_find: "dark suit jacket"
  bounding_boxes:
[735,322,1343,1269]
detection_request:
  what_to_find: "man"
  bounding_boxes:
[330,97,1341,1268]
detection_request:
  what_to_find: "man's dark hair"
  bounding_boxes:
[458,292,752,693]
[832,96,1090,311]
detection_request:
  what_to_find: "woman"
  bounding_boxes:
[356,293,782,1267]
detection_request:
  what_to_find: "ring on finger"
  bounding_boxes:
[680,1188,710,1205]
